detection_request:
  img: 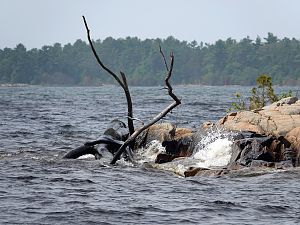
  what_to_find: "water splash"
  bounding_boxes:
[193,129,235,168]
[136,140,166,163]
[137,129,236,170]
[193,138,232,168]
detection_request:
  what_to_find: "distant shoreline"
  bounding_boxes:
[0,83,299,88]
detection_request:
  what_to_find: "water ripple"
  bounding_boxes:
[0,86,299,225]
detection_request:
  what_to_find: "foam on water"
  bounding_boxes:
[193,129,234,168]
[193,138,233,168]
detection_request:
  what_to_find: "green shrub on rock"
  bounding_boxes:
[228,74,293,111]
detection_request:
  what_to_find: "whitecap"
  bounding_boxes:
[193,137,233,168]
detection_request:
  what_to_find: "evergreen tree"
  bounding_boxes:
[0,35,300,86]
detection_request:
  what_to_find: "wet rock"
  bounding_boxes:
[240,141,274,165]
[226,162,244,170]
[229,132,273,165]
[191,168,229,177]
[163,136,193,155]
[135,123,176,148]
[135,123,194,164]
[228,135,293,167]
[104,119,128,141]
[250,160,275,168]
[285,127,300,166]
[269,139,283,161]
[155,136,193,164]
[155,153,176,164]
[184,167,210,177]
[143,158,200,177]
[229,142,243,165]
[150,127,193,164]
[274,160,294,169]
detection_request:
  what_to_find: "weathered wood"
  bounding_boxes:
[63,145,100,159]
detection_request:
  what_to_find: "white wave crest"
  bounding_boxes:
[193,129,234,168]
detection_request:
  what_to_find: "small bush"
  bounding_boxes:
[228,74,293,112]
[227,92,246,112]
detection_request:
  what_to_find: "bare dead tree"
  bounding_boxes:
[82,15,181,165]
[110,46,181,164]
[82,16,134,136]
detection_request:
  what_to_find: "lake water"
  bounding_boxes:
[1,85,300,225]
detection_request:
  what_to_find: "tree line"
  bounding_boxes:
[0,33,300,86]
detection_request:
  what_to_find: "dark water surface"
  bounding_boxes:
[1,86,300,225]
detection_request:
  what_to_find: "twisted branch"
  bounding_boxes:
[110,47,181,164]
[159,44,169,71]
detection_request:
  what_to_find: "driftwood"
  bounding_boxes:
[82,15,181,165]
[63,120,135,161]
[63,145,100,159]
[82,16,134,136]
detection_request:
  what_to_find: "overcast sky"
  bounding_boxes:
[1,0,300,49]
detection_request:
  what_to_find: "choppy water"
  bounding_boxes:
[1,85,300,225]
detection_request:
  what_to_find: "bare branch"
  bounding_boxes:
[120,71,134,135]
[165,52,181,103]
[159,47,180,103]
[82,16,125,89]
[127,116,145,125]
[110,49,181,164]
[83,15,135,134]
[159,44,169,71]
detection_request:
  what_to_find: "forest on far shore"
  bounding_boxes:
[1,33,300,86]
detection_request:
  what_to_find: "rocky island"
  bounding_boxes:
[133,96,300,177]
[63,96,300,177]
